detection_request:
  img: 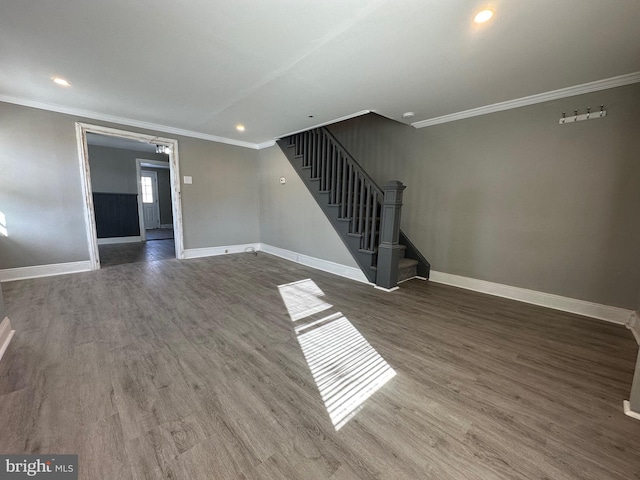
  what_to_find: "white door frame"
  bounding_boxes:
[136,159,170,241]
[75,122,185,270]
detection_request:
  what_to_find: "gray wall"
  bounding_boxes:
[0,102,260,269]
[180,137,259,248]
[258,146,359,268]
[88,144,168,194]
[88,146,174,228]
[328,84,640,309]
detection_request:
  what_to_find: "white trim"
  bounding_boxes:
[412,72,640,128]
[0,261,93,282]
[138,159,170,169]
[183,243,262,260]
[276,110,372,139]
[0,94,260,150]
[259,244,370,284]
[256,140,277,149]
[0,317,15,363]
[97,236,142,245]
[397,275,427,285]
[429,270,632,325]
[374,285,399,292]
[623,401,640,421]
[76,123,185,267]
[75,123,101,270]
[160,224,173,229]
[626,312,640,345]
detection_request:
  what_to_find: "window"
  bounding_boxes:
[141,176,153,203]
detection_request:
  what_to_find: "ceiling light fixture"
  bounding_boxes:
[236,124,245,132]
[402,112,415,119]
[155,145,170,154]
[52,77,71,87]
[474,9,494,23]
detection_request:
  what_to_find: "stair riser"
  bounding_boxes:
[397,266,418,283]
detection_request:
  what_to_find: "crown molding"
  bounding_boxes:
[256,140,277,149]
[412,72,640,128]
[0,94,261,150]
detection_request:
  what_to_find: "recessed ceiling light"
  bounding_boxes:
[236,125,245,132]
[402,112,415,119]
[52,77,71,87]
[474,9,494,23]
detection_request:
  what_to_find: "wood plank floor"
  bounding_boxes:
[1,253,638,479]
[99,238,175,267]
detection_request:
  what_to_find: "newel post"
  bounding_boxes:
[376,181,406,290]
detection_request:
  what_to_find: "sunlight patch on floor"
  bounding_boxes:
[278,279,395,430]
[277,279,333,321]
[297,315,396,430]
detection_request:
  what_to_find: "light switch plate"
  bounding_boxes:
[184,176,193,184]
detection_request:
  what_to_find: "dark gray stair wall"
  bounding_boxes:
[399,231,430,278]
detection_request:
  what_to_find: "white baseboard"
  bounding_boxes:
[429,270,633,325]
[623,400,640,421]
[627,312,640,345]
[97,236,142,245]
[183,243,261,260]
[0,260,93,282]
[259,244,370,284]
[0,317,15,363]
[374,285,399,292]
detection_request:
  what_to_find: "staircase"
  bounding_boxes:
[277,127,430,289]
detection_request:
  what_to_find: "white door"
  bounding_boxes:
[141,170,161,229]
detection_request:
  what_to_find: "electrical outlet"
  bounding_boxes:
[279,177,286,184]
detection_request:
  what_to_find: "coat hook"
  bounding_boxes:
[586,107,591,119]
[600,104,604,117]
[561,112,566,124]
[574,109,578,122]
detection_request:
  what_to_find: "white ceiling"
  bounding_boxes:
[2,1,639,147]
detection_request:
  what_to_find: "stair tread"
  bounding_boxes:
[398,258,418,268]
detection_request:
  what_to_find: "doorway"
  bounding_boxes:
[141,170,161,230]
[75,123,184,270]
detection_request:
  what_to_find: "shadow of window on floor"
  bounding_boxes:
[278,279,396,430]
